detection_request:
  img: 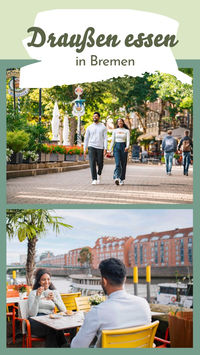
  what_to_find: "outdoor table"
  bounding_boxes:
[151,311,166,317]
[30,311,84,331]
[7,297,21,305]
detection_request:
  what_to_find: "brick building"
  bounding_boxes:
[36,227,193,270]
[38,254,65,266]
[129,227,193,268]
[92,236,133,269]
[65,247,92,267]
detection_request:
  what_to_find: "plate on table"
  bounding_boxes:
[62,311,76,317]
[49,313,62,319]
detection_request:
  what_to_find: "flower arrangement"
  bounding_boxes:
[89,294,105,305]
[22,151,39,161]
[41,144,85,156]
[15,284,27,293]
[6,148,13,162]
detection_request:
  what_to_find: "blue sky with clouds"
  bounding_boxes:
[7,209,193,264]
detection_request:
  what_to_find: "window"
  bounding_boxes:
[188,238,192,263]
[154,242,158,264]
[160,241,164,263]
[180,239,184,263]
[174,233,184,238]
[151,236,159,241]
[161,235,170,240]
[134,245,138,265]
[140,244,143,264]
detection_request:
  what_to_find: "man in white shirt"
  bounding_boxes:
[71,258,151,348]
[84,112,107,185]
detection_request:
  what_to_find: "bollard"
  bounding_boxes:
[133,266,138,296]
[146,265,151,303]
[12,270,16,280]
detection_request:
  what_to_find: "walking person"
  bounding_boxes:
[162,130,177,175]
[84,112,107,185]
[178,130,193,176]
[109,119,130,185]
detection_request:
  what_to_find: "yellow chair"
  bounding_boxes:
[55,292,81,312]
[102,321,159,348]
[75,296,91,312]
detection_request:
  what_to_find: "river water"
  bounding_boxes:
[18,276,158,300]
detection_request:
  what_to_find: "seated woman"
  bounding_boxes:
[28,268,68,347]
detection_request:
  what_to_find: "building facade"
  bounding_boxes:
[129,227,193,268]
[36,227,193,270]
[92,236,133,269]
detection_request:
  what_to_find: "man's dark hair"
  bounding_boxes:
[94,112,100,117]
[33,268,56,290]
[184,130,189,136]
[99,258,126,285]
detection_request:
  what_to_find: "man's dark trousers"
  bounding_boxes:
[88,146,104,180]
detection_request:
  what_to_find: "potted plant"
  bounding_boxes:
[15,284,28,299]
[22,150,39,163]
[168,309,193,347]
[89,294,105,306]
[7,130,30,164]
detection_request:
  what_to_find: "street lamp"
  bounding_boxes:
[72,86,85,146]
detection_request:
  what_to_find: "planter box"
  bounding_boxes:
[65,154,78,162]
[57,154,64,162]
[9,152,23,164]
[168,311,193,347]
[49,153,58,162]
[40,153,50,162]
[78,154,85,161]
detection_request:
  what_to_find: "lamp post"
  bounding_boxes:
[72,86,85,146]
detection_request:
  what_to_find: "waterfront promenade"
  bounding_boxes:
[7,163,193,204]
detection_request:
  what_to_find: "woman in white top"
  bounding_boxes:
[109,119,130,185]
[28,268,68,347]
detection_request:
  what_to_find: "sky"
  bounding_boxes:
[7,209,193,264]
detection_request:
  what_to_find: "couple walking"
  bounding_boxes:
[162,129,193,176]
[84,112,130,185]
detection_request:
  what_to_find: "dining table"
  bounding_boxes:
[30,311,85,331]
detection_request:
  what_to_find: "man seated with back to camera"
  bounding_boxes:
[71,258,151,348]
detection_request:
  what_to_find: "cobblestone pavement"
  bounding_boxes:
[7,163,193,205]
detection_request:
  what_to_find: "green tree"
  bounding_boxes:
[6,209,72,285]
[149,72,193,131]
[78,247,92,273]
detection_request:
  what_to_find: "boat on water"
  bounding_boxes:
[156,282,193,308]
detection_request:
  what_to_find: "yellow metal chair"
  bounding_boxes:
[102,321,159,348]
[55,292,81,312]
[75,296,91,312]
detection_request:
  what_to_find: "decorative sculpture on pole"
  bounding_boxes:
[63,114,70,145]
[51,101,60,143]
[72,86,85,146]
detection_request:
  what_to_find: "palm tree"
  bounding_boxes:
[6,209,72,285]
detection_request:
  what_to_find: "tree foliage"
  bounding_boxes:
[7,209,72,285]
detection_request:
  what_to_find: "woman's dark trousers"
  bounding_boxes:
[28,313,67,347]
[113,142,128,181]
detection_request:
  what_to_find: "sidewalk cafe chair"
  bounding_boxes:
[6,287,19,344]
[6,302,17,344]
[154,327,171,348]
[102,321,159,348]
[55,292,81,312]
[75,296,91,312]
[16,299,45,348]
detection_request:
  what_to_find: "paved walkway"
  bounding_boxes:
[7,163,193,205]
